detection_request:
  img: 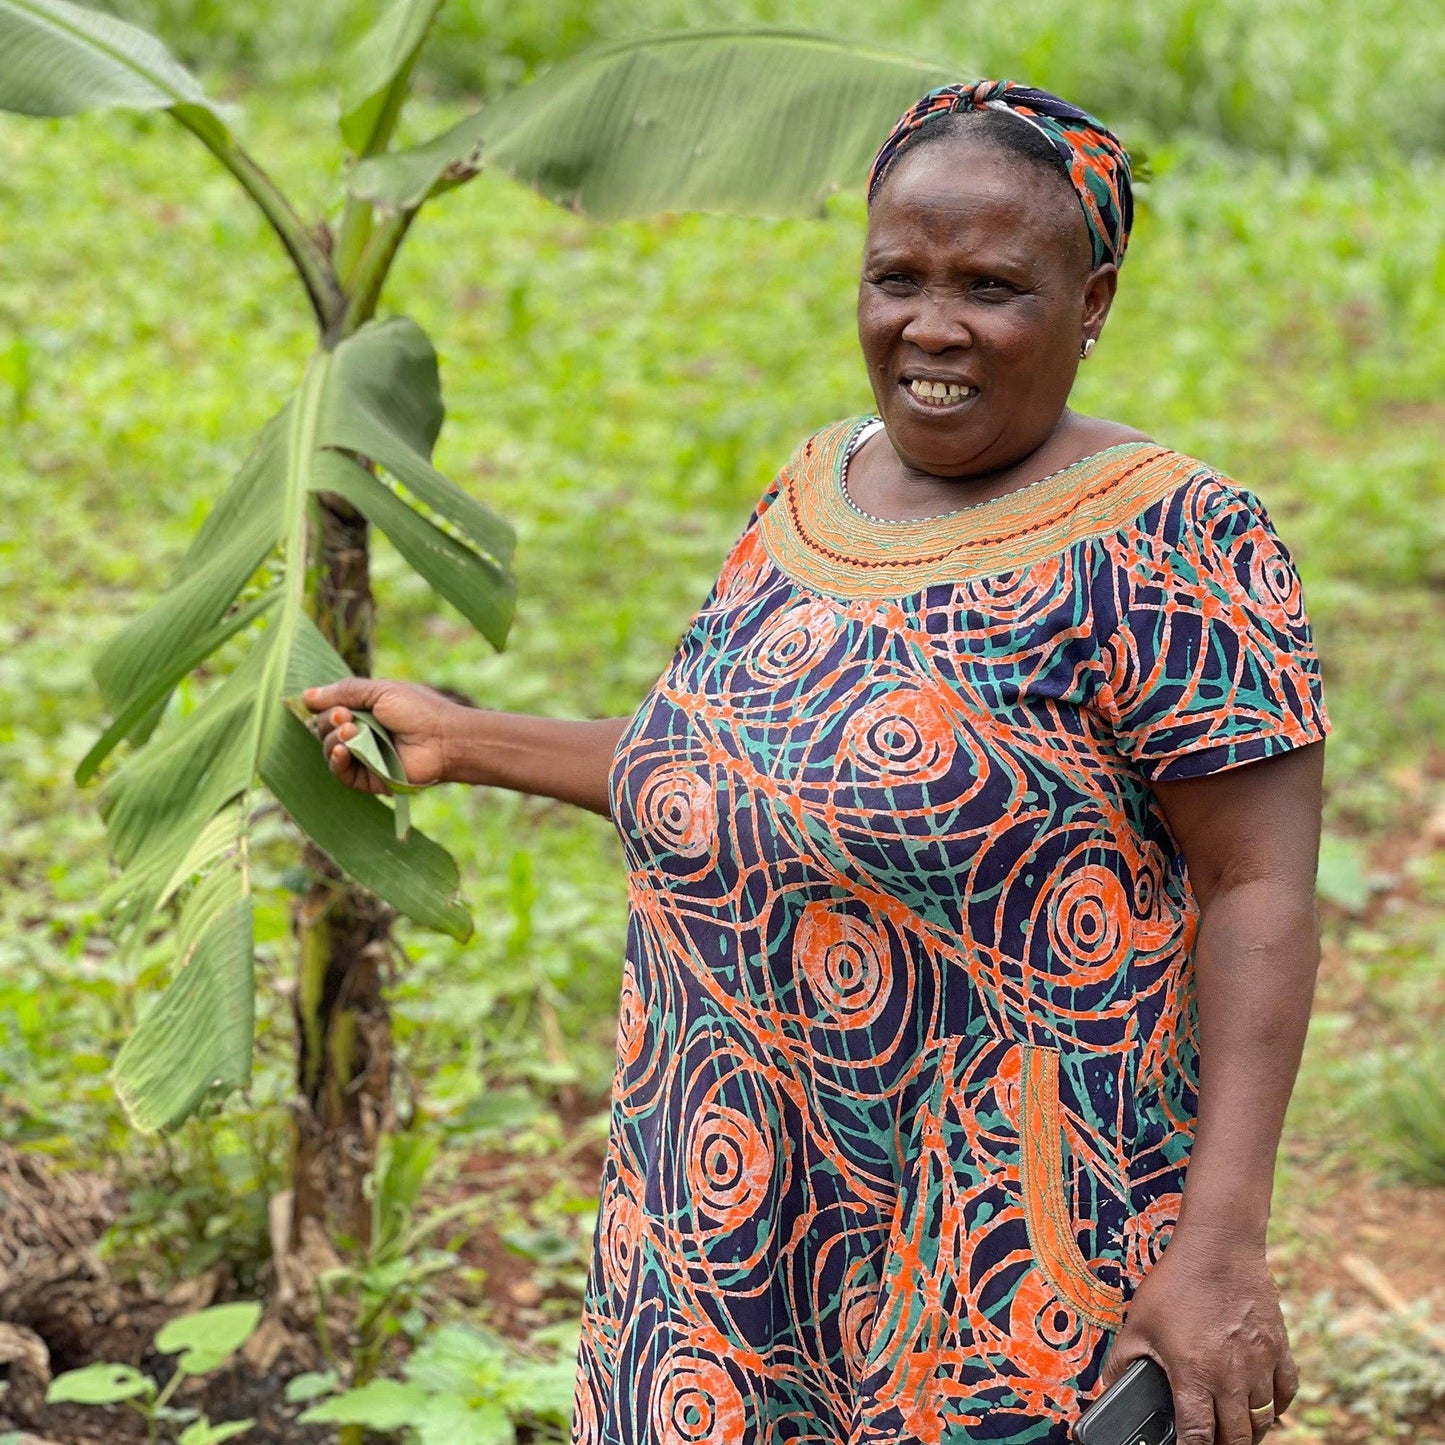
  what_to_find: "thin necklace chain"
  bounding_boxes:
[838,419,1133,526]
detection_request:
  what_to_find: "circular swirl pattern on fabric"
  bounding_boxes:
[601,1180,643,1299]
[1103,615,1144,718]
[840,685,956,786]
[1044,865,1132,983]
[1007,1271,1094,1377]
[1247,535,1307,629]
[636,764,717,859]
[686,1101,775,1226]
[571,1360,602,1445]
[971,557,1067,626]
[616,963,647,1068]
[1120,1193,1180,1286]
[1132,860,1156,917]
[795,902,890,1028]
[706,528,774,611]
[746,599,842,684]
[651,1350,748,1445]
[840,1256,880,1372]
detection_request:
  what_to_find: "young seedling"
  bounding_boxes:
[46,1302,262,1445]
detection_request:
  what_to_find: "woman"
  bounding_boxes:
[306,82,1328,1445]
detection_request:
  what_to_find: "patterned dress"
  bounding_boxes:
[575,418,1329,1445]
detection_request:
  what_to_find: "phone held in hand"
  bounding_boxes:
[1074,1356,1175,1445]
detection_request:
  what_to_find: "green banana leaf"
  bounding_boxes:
[261,710,470,940]
[318,317,516,585]
[79,590,279,786]
[112,889,255,1134]
[100,804,242,925]
[312,452,512,650]
[91,320,498,1128]
[351,28,959,217]
[339,0,444,157]
[100,633,278,882]
[0,0,226,143]
[92,417,286,735]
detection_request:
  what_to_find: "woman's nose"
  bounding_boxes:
[900,294,972,352]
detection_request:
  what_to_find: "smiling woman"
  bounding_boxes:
[853,84,1139,509]
[305,80,1330,1445]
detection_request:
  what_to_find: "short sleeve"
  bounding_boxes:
[1097,479,1330,782]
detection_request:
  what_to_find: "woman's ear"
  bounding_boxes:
[1082,262,1119,335]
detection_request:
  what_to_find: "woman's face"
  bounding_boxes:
[857,134,1117,479]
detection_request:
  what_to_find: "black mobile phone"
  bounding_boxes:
[1074,1357,1176,1445]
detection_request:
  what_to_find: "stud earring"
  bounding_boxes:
[1081,337,1097,359]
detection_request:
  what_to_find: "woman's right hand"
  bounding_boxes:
[302,679,463,794]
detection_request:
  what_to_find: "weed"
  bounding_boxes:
[1292,1291,1445,1438]
[45,1302,261,1445]
[296,1320,575,1444]
[1376,1038,1445,1187]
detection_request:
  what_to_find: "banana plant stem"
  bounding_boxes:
[332,209,419,342]
[173,111,344,330]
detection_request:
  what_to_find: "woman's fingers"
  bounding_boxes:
[1273,1349,1300,1417]
[1215,1389,1271,1445]
[325,732,353,774]
[303,681,376,715]
[1173,1382,1218,1445]
[320,720,381,791]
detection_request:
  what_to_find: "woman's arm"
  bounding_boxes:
[302,679,629,819]
[443,708,629,817]
[1100,740,1324,1445]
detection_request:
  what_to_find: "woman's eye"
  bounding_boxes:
[973,277,1015,297]
[871,272,915,291]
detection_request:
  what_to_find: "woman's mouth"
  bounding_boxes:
[901,377,979,411]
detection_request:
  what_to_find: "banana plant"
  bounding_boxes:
[0,0,954,1247]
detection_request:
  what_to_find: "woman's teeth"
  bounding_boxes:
[907,378,976,405]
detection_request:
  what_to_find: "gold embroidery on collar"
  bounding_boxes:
[759,419,1203,600]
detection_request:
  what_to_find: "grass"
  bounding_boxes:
[4,82,1442,1147]
[1,25,1444,1432]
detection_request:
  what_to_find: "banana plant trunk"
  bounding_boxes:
[292,490,394,1252]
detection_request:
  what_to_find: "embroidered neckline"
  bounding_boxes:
[758,418,1204,600]
[837,416,1151,527]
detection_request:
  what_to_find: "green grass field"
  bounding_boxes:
[3,4,1444,1437]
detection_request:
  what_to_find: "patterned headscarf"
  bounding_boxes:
[866,81,1134,269]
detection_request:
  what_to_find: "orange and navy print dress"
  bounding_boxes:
[576,419,1329,1445]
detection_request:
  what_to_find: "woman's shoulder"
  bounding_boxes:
[1086,432,1282,560]
[755,415,872,511]
[783,415,871,471]
[1069,414,1154,452]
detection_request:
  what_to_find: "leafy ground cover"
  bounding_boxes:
[2,37,1444,1445]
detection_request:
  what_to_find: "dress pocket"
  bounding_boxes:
[1019,1044,1126,1332]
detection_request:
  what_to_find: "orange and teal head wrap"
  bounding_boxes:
[866,81,1134,269]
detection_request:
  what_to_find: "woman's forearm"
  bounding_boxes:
[442,710,631,819]
[1171,877,1320,1246]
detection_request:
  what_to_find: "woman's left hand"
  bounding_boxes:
[1098,1226,1299,1445]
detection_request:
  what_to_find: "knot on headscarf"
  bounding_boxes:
[866,81,1134,269]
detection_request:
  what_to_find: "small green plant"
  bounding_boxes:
[316,1132,483,1383]
[45,1301,262,1445]
[295,1321,576,1444]
[1294,1291,1445,1438]
[1377,1036,1445,1186]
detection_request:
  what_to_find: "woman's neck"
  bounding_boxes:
[849,410,1150,522]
